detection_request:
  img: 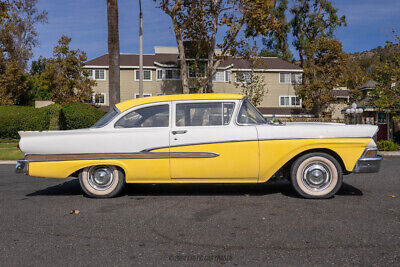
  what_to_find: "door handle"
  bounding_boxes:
[172,130,187,135]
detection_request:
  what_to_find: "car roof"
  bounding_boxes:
[115,93,245,112]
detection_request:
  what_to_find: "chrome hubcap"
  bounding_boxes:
[87,166,114,191]
[302,162,332,191]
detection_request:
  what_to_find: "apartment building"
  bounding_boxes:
[84,46,303,115]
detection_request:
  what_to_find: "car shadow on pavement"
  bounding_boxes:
[26,179,83,196]
[26,178,363,198]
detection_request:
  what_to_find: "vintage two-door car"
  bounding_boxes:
[15,93,382,198]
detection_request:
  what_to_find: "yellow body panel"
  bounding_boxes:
[168,141,259,181]
[258,138,370,182]
[115,93,244,112]
[27,138,370,183]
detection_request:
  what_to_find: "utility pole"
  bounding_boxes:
[138,0,143,98]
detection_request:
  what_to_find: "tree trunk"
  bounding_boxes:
[174,28,189,94]
[107,0,120,108]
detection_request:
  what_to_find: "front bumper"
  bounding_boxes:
[353,156,382,173]
[15,159,28,174]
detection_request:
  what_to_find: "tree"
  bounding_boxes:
[107,0,120,108]
[0,0,47,69]
[236,72,267,107]
[370,32,400,112]
[39,36,96,104]
[247,0,292,61]
[154,0,278,93]
[296,37,348,116]
[290,0,346,68]
[0,0,47,105]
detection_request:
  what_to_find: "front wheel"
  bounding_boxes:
[290,153,343,199]
[79,165,125,198]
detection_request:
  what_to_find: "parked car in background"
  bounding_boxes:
[16,94,382,199]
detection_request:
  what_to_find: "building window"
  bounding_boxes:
[280,73,290,84]
[225,71,231,82]
[156,69,163,80]
[188,61,206,78]
[86,69,93,79]
[236,72,252,83]
[279,95,301,107]
[156,69,181,80]
[91,93,106,105]
[280,72,302,84]
[87,69,105,80]
[135,70,152,81]
[166,69,180,80]
[134,93,152,98]
[212,71,225,82]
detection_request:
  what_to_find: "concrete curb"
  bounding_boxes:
[379,151,400,156]
[0,161,17,164]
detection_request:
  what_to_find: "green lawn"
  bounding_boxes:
[0,140,23,160]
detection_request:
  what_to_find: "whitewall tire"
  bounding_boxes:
[79,165,125,198]
[290,153,343,199]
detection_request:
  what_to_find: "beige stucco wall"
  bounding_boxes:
[90,69,298,108]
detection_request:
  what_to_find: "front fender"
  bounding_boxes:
[258,138,371,182]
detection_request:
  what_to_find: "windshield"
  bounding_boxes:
[92,107,119,128]
[237,99,267,125]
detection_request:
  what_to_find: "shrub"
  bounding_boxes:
[41,104,62,130]
[60,103,105,130]
[0,106,50,139]
[394,131,400,145]
[377,140,399,151]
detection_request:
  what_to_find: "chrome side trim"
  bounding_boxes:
[15,159,28,174]
[144,137,371,152]
[25,152,219,162]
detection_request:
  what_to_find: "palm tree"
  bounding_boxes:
[107,0,120,109]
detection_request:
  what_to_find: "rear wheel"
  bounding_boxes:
[79,165,125,198]
[290,153,343,199]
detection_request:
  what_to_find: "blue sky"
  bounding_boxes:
[32,0,400,62]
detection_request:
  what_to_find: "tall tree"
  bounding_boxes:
[39,36,96,104]
[247,0,292,61]
[370,32,400,112]
[0,0,47,69]
[296,37,348,116]
[107,0,120,108]
[0,0,47,104]
[290,0,346,68]
[154,0,278,93]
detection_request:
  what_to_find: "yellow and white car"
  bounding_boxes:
[15,94,382,199]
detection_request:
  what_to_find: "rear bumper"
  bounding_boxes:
[352,156,382,173]
[15,159,28,174]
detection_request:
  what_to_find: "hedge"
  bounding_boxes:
[377,140,399,151]
[0,106,50,139]
[60,103,106,130]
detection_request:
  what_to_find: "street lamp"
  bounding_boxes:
[138,0,143,98]
[345,103,363,124]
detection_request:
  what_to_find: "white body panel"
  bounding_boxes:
[256,123,378,141]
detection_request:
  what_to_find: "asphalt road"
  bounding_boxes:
[0,158,399,266]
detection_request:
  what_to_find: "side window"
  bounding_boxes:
[115,104,169,128]
[176,102,235,126]
[237,99,266,125]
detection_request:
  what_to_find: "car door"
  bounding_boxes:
[111,102,171,181]
[169,99,259,181]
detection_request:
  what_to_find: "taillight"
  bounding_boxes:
[17,144,20,149]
